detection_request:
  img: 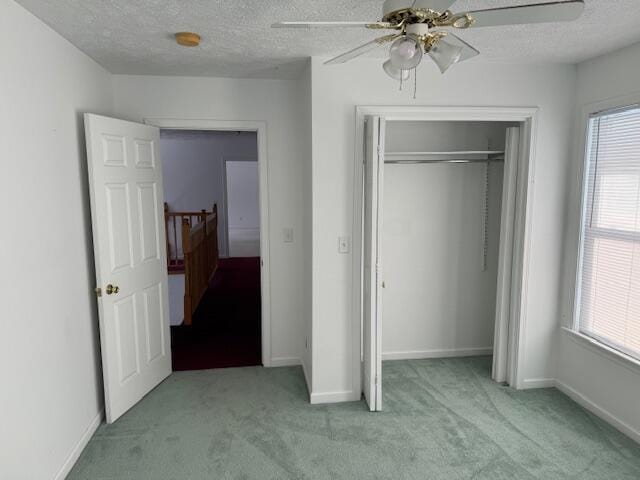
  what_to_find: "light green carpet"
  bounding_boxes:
[68,357,640,479]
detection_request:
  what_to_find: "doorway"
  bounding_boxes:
[353,106,538,411]
[144,118,272,369]
[158,129,262,370]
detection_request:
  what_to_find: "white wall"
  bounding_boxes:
[310,57,576,400]
[168,274,185,326]
[160,130,258,257]
[112,74,309,368]
[381,122,505,359]
[0,1,113,478]
[557,41,640,441]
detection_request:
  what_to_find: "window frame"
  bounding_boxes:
[572,101,640,363]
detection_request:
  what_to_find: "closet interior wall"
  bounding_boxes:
[381,121,514,360]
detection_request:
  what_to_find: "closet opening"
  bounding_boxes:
[354,107,538,412]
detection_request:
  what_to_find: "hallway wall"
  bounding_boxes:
[160,129,258,258]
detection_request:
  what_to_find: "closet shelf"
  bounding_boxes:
[385,150,504,156]
[384,150,505,164]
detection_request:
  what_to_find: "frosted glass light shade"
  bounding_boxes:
[382,60,410,81]
[389,36,423,70]
[428,38,463,73]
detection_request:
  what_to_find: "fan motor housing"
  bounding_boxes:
[406,23,430,36]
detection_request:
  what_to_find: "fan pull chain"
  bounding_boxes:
[413,67,417,99]
[399,71,404,91]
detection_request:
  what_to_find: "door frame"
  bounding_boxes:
[144,117,272,367]
[352,105,539,395]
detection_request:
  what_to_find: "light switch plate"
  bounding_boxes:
[338,236,351,254]
[283,228,294,243]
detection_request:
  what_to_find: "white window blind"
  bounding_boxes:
[577,104,640,361]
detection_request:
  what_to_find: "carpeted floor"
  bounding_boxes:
[68,357,640,479]
[170,257,261,370]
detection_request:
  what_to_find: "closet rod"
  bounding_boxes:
[384,157,504,165]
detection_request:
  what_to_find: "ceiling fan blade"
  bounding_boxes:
[272,21,393,29]
[442,33,480,62]
[464,0,585,28]
[324,34,400,65]
[410,0,456,12]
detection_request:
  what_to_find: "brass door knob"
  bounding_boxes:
[105,284,120,295]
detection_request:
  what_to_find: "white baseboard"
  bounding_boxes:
[520,378,556,389]
[310,390,359,404]
[54,409,103,480]
[269,357,301,367]
[554,380,640,444]
[382,347,493,361]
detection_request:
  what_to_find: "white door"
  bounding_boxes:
[85,114,172,423]
[225,160,260,257]
[363,116,385,411]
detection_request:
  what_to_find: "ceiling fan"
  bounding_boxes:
[273,0,585,84]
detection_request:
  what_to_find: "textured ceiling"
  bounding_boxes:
[16,0,640,79]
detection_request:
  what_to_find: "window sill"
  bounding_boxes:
[561,327,640,375]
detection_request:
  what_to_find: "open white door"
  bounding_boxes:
[362,115,385,411]
[85,114,172,423]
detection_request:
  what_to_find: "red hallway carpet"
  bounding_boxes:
[170,257,261,371]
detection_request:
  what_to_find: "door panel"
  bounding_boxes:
[363,116,385,411]
[142,282,165,363]
[85,114,171,423]
[105,183,134,271]
[114,295,140,383]
[137,183,160,262]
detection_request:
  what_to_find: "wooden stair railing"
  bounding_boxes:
[181,204,219,326]
[164,203,210,273]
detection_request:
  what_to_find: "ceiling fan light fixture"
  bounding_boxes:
[389,36,423,70]
[382,59,410,81]
[428,37,463,73]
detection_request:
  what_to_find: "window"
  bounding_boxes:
[576,104,640,361]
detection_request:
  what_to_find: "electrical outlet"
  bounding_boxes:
[338,236,351,254]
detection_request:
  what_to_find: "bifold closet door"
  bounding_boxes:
[492,126,520,385]
[363,115,385,412]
